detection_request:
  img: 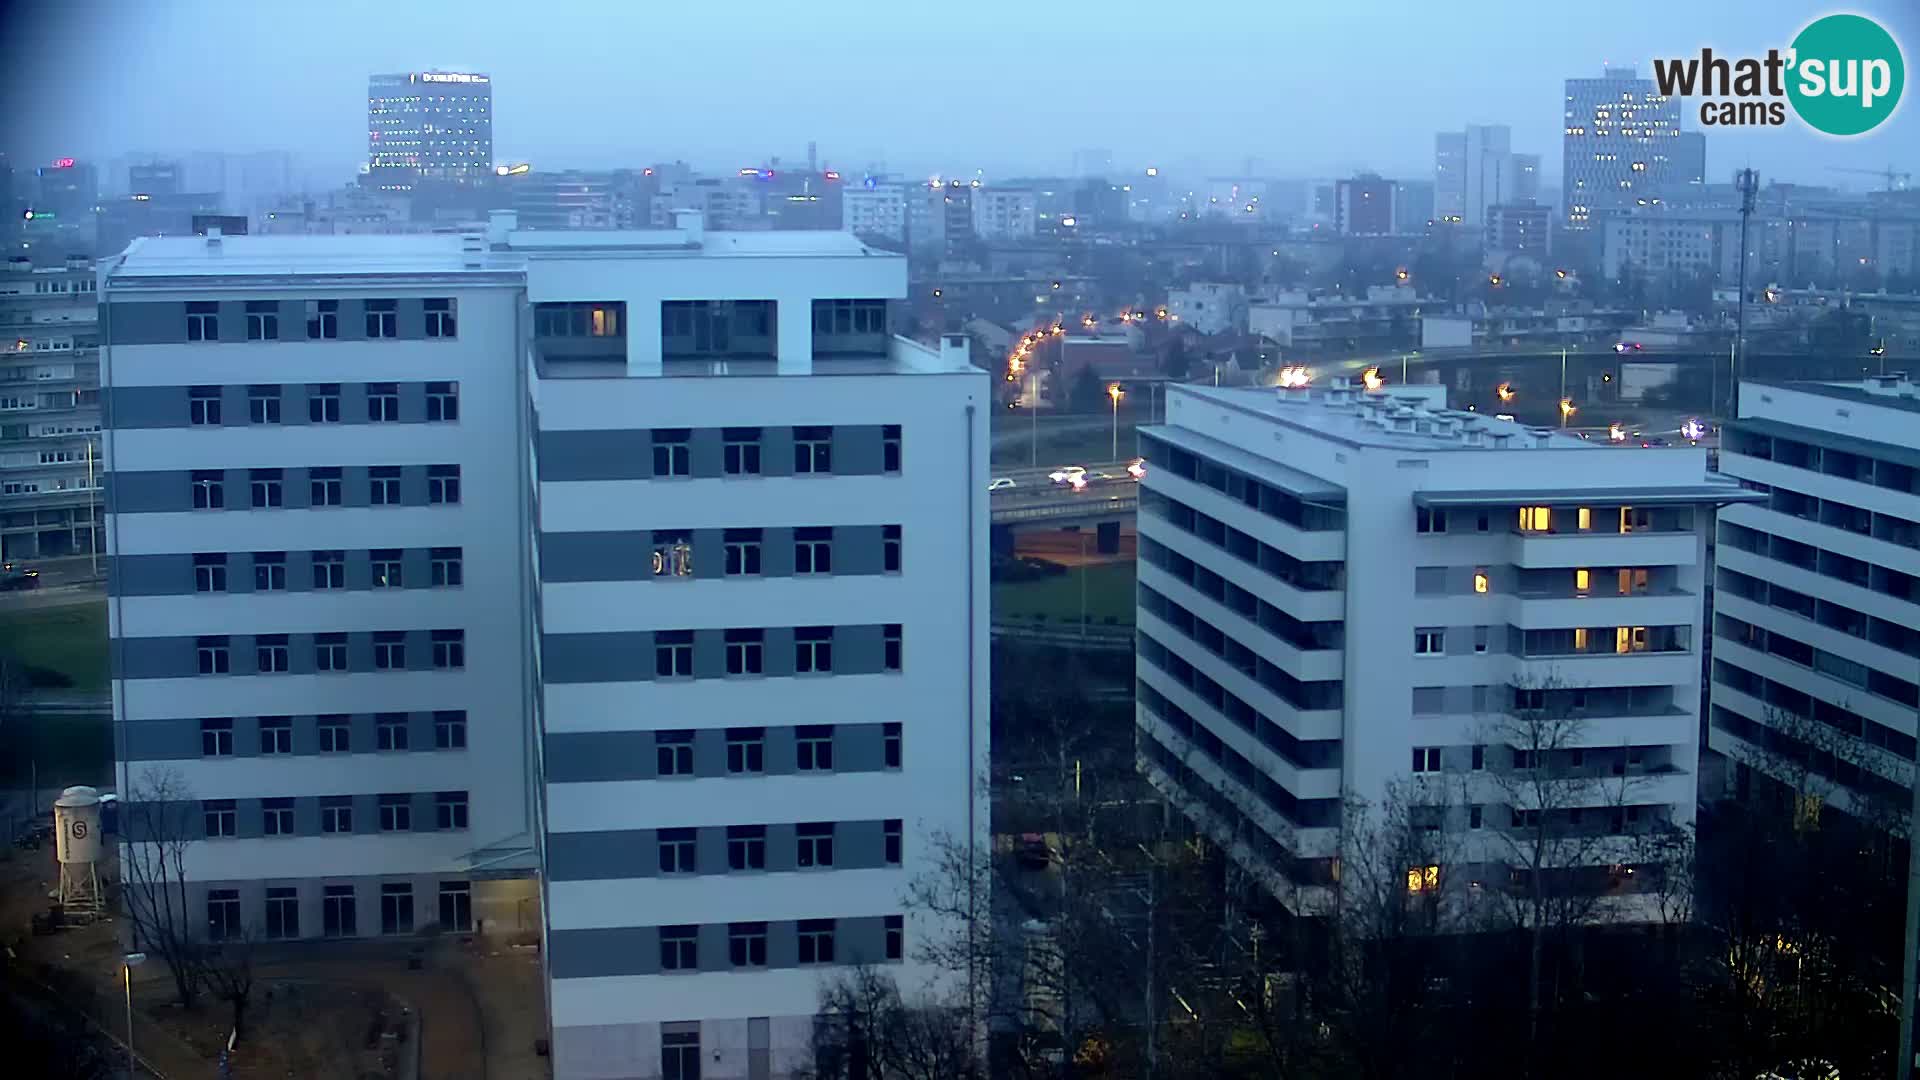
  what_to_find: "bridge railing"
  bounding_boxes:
[990,495,1138,523]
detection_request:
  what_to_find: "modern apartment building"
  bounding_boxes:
[100,213,990,1080]
[971,187,1038,242]
[1562,67,1684,229]
[841,179,909,244]
[2,254,103,561]
[1434,125,1533,227]
[1135,381,1753,913]
[1709,376,1920,822]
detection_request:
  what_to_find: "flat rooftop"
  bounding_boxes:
[1747,376,1920,415]
[1177,383,1596,453]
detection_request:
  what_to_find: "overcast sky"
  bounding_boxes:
[4,0,1916,191]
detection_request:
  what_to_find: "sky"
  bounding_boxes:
[4,0,1918,193]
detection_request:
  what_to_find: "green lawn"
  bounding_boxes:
[993,562,1136,626]
[991,416,1144,467]
[0,598,109,693]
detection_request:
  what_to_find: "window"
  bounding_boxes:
[1577,507,1592,531]
[371,550,403,588]
[189,385,221,425]
[1471,744,1485,771]
[1412,746,1442,773]
[380,883,414,934]
[727,825,767,870]
[194,553,227,593]
[656,730,694,776]
[1475,626,1489,654]
[310,467,343,506]
[724,529,762,576]
[369,467,402,505]
[723,427,761,475]
[247,384,281,423]
[883,525,902,573]
[259,715,292,754]
[796,626,834,673]
[186,301,218,342]
[655,631,693,678]
[204,799,237,838]
[432,629,465,669]
[252,551,286,591]
[318,714,350,752]
[1575,627,1591,650]
[652,530,693,577]
[378,793,412,831]
[438,881,472,932]
[368,382,400,422]
[883,424,901,473]
[323,885,356,937]
[308,383,340,422]
[1414,629,1444,656]
[200,717,233,757]
[794,426,832,473]
[652,429,691,477]
[1476,511,1490,532]
[884,722,902,769]
[1416,506,1447,533]
[1574,568,1591,594]
[313,550,345,589]
[321,796,352,833]
[192,470,224,509]
[197,636,230,675]
[207,889,241,940]
[365,299,398,338]
[435,710,467,749]
[426,381,458,421]
[662,1029,700,1080]
[431,547,464,587]
[1406,865,1440,894]
[1616,625,1649,654]
[813,298,888,335]
[1618,568,1649,595]
[373,631,407,669]
[657,828,696,874]
[1514,687,1546,712]
[885,915,904,961]
[884,819,903,865]
[246,301,279,341]
[726,727,764,773]
[435,791,469,830]
[795,528,833,575]
[1473,568,1489,594]
[376,712,409,752]
[796,725,834,771]
[1620,506,1649,534]
[884,624,902,672]
[797,822,835,868]
[263,797,294,836]
[724,629,764,676]
[1519,506,1552,532]
[660,925,698,970]
[797,919,836,964]
[424,298,456,338]
[428,465,461,505]
[306,300,338,340]
[249,468,283,509]
[729,922,768,967]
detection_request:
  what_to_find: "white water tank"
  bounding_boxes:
[54,785,103,865]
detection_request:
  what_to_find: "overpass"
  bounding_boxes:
[988,461,1139,554]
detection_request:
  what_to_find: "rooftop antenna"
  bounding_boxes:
[1731,167,1758,419]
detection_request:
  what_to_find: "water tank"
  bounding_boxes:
[54,785,103,865]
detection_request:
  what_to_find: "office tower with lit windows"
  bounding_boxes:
[1561,67,1683,229]
[1135,380,1752,916]
[367,71,494,192]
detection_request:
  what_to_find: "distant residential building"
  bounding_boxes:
[1435,125,1530,227]
[128,162,182,198]
[972,187,1038,242]
[1198,178,1271,224]
[1248,286,1423,350]
[843,179,909,243]
[0,255,100,561]
[1486,201,1552,256]
[97,191,226,255]
[1562,67,1685,230]
[1335,176,1398,235]
[1167,283,1248,335]
[513,171,616,230]
[366,71,494,192]
[1395,179,1436,232]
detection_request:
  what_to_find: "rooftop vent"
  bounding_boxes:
[486,209,517,247]
[1462,427,1485,446]
[674,208,706,244]
[204,225,222,253]
[1491,432,1513,449]
[1531,428,1554,448]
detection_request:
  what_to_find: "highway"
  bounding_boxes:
[987,461,1142,526]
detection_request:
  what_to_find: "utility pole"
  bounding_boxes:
[1902,672,1920,1080]
[1732,167,1758,419]
[87,438,99,577]
[1029,369,1038,468]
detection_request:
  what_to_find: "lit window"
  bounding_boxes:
[1575,627,1590,650]
[1574,568,1591,594]
[1406,865,1440,894]
[1577,507,1592,530]
[1473,569,1489,594]
[1519,506,1552,532]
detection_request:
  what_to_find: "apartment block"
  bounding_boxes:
[1710,376,1920,822]
[2,254,103,561]
[1135,381,1754,913]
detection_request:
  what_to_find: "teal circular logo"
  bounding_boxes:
[1787,14,1904,136]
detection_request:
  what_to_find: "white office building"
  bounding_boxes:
[841,180,909,244]
[1135,381,1751,913]
[1710,376,1920,822]
[971,187,1038,242]
[101,214,990,1080]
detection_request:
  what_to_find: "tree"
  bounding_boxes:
[1068,365,1107,415]
[120,766,205,1007]
[1161,338,1191,382]
[198,926,261,1041]
[807,967,983,1080]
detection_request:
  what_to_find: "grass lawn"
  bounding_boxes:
[0,597,109,693]
[991,415,1144,467]
[993,561,1136,626]
[0,710,111,789]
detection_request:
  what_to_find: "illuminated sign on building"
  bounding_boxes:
[51,158,75,169]
[415,72,488,84]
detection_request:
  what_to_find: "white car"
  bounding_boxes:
[987,477,1016,492]
[1048,465,1088,485]
[1126,459,1147,480]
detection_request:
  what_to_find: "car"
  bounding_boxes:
[987,477,1016,492]
[0,564,40,591]
[1048,465,1087,485]
[1612,341,1644,353]
[1126,459,1147,480]
[1641,436,1669,447]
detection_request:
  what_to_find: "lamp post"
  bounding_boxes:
[123,951,146,1079]
[1108,383,1124,460]
[87,437,99,577]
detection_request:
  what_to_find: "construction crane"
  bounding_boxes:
[1827,165,1912,191]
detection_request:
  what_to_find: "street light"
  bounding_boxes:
[1560,398,1576,426]
[1108,384,1124,460]
[124,951,147,1078]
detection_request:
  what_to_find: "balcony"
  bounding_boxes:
[1510,529,1699,569]
[1508,589,1698,630]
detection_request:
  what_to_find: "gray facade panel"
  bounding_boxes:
[763,627,796,678]
[546,830,654,882]
[219,384,248,427]
[838,820,887,870]
[538,429,651,482]
[335,300,367,342]
[542,631,652,684]
[105,386,190,430]
[834,425,885,476]
[398,381,428,423]
[539,531,645,583]
[353,794,379,835]
[110,553,188,597]
[109,470,189,515]
[116,635,198,680]
[692,729,726,780]
[544,732,657,783]
[117,718,201,761]
[836,624,886,675]
[689,428,723,478]
[107,302,187,346]
[691,630,724,680]
[549,927,657,979]
[691,529,724,581]
[764,823,798,873]
[838,916,892,966]
[761,528,795,576]
[399,466,429,508]
[339,382,369,421]
[835,526,883,576]
[761,426,795,478]
[838,723,887,772]
[216,302,249,344]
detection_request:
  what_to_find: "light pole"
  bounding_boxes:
[87,437,99,577]
[1108,383,1124,461]
[1028,369,1039,468]
[123,951,146,1079]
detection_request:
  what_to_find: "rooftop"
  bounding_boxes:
[1748,375,1920,415]
[1177,382,1597,453]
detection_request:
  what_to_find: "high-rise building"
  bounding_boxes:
[32,158,98,221]
[0,254,101,561]
[972,187,1038,242]
[1672,132,1707,189]
[1135,380,1752,914]
[128,162,182,198]
[842,178,909,244]
[511,170,616,230]
[1335,175,1398,235]
[1562,67,1684,229]
[367,71,494,192]
[1486,201,1552,256]
[1395,179,1436,232]
[1073,148,1113,178]
[100,214,988,1080]
[1710,375,1920,823]
[1434,125,1530,227]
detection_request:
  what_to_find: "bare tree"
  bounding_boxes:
[806,966,983,1080]
[119,765,204,1007]
[198,925,261,1041]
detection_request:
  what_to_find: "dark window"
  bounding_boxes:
[322,884,355,936]
[369,467,401,506]
[262,891,297,944]
[431,547,464,587]
[203,799,236,837]
[426,381,459,421]
[438,881,472,931]
[365,299,398,338]
[797,918,835,964]
[376,712,409,751]
[371,549,403,588]
[797,822,835,868]
[812,298,887,335]
[259,715,292,754]
[883,525,902,573]
[307,383,340,422]
[795,527,832,575]
[193,552,227,592]
[255,634,290,672]
[729,921,768,967]
[885,914,904,961]
[655,630,693,678]
[200,717,233,756]
[794,425,832,473]
[189,385,221,425]
[883,424,901,473]
[726,727,764,774]
[206,889,241,939]
[313,550,345,589]
[306,300,338,340]
[652,429,691,477]
[321,796,352,833]
[378,793,412,831]
[373,630,406,669]
[884,722,902,768]
[246,301,279,342]
[658,828,696,873]
[660,925,698,970]
[249,468,283,509]
[192,470,224,509]
[796,626,833,673]
[884,624,902,672]
[796,725,834,770]
[318,714,350,752]
[424,298,457,338]
[196,635,230,675]
[428,464,460,505]
[262,798,294,836]
[656,730,694,776]
[723,427,761,475]
[884,819,902,865]
[432,629,465,669]
[367,382,399,422]
[435,710,467,749]
[652,530,693,577]
[727,825,766,870]
[252,551,286,591]
[725,629,764,676]
[310,466,343,506]
[724,529,762,576]
[380,883,414,934]
[662,1030,700,1080]
[435,791,469,830]
[185,301,218,342]
[247,384,281,423]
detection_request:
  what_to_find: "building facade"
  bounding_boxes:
[1434,126,1530,227]
[367,71,495,192]
[1335,176,1398,236]
[1136,381,1750,914]
[842,180,909,244]
[1709,376,1920,823]
[1,255,102,560]
[1487,202,1552,257]
[971,187,1038,242]
[1562,67,1684,230]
